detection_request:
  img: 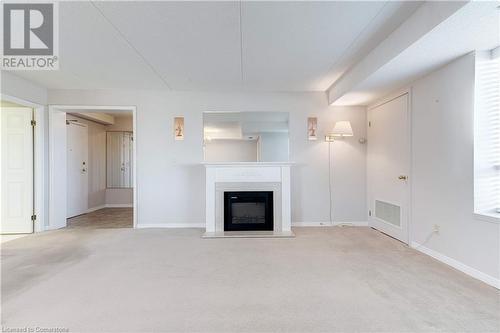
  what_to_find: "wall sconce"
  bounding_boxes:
[325,121,354,141]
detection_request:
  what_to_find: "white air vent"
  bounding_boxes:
[375,200,401,227]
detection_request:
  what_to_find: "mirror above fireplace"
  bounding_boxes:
[203,111,289,162]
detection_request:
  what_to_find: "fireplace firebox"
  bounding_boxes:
[224,191,273,231]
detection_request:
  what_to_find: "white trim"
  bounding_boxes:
[293,222,332,227]
[411,242,500,289]
[87,205,106,213]
[49,105,138,229]
[367,89,409,110]
[334,221,368,227]
[491,45,500,59]
[105,204,133,208]
[136,223,205,229]
[474,213,500,224]
[1,94,45,233]
[203,162,295,167]
[48,106,67,230]
[292,221,368,227]
[45,224,64,231]
[87,204,133,213]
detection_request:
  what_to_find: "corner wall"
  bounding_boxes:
[410,53,499,284]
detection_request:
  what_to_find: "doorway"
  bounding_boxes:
[49,106,137,230]
[367,93,410,244]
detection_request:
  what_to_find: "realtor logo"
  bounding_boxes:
[1,2,59,70]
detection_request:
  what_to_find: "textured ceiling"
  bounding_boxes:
[7,1,422,92]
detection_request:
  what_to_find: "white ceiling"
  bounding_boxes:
[8,1,422,92]
[334,1,500,105]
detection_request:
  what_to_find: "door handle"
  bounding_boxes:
[398,175,408,180]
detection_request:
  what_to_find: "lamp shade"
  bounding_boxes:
[328,121,354,139]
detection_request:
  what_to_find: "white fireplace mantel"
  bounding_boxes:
[204,162,293,236]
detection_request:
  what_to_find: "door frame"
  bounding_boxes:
[48,105,137,229]
[1,93,45,233]
[367,88,413,244]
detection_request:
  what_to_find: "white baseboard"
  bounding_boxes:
[136,223,205,229]
[87,204,133,213]
[411,242,500,289]
[87,205,106,213]
[105,204,133,208]
[292,221,368,227]
[292,221,331,227]
[334,221,368,227]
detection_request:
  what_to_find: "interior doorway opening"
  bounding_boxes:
[49,105,137,230]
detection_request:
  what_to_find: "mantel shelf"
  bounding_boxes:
[202,162,295,168]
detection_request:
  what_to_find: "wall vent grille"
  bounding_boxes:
[375,200,401,227]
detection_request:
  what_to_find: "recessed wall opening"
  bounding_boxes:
[49,105,137,230]
[224,191,274,231]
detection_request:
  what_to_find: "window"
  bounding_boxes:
[474,48,500,221]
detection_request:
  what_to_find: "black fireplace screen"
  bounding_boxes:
[224,191,273,231]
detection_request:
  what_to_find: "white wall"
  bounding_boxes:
[48,90,367,225]
[1,72,48,105]
[205,139,258,162]
[107,115,133,131]
[408,53,499,281]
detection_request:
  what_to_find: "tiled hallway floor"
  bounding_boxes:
[67,208,133,229]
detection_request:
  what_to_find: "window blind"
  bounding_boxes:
[474,51,500,217]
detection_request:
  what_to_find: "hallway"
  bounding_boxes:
[67,208,133,229]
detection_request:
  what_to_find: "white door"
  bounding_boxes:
[67,122,88,218]
[122,132,133,187]
[106,132,133,188]
[106,132,122,188]
[0,107,34,234]
[367,94,410,244]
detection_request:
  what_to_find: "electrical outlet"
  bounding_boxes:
[433,224,440,234]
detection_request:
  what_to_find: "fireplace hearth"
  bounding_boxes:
[224,191,273,231]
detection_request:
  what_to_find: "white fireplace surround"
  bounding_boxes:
[204,162,293,236]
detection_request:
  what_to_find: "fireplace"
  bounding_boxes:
[224,191,273,231]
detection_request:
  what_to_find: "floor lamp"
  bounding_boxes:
[325,121,354,224]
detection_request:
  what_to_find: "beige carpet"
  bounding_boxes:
[1,226,499,332]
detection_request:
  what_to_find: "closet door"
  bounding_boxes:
[0,107,34,233]
[122,132,133,187]
[107,132,133,188]
[367,94,410,244]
